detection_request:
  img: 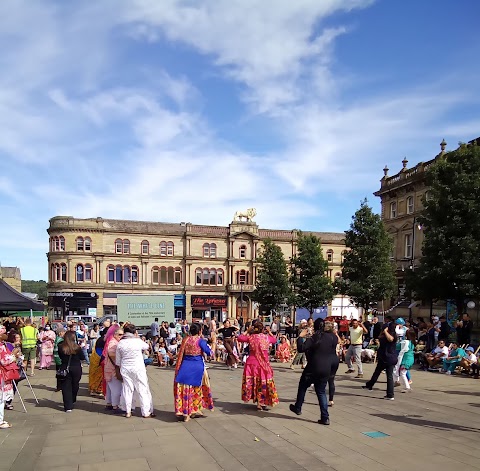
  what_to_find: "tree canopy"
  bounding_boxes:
[251,238,291,315]
[290,232,334,317]
[21,280,48,300]
[409,142,480,314]
[339,199,395,311]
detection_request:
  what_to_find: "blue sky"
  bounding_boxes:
[1,0,479,280]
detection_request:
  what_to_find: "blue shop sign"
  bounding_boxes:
[174,295,186,307]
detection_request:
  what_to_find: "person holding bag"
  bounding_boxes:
[0,332,20,428]
[57,331,84,413]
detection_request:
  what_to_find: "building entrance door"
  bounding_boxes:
[236,295,250,320]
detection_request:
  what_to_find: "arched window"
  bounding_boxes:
[167,241,174,256]
[237,269,248,284]
[217,269,224,285]
[53,263,67,282]
[123,266,131,283]
[107,265,115,282]
[141,240,149,255]
[239,245,247,259]
[160,241,167,256]
[54,237,60,251]
[85,264,93,282]
[76,237,84,251]
[210,243,217,258]
[203,243,210,258]
[167,267,175,285]
[59,236,65,251]
[326,249,334,263]
[202,268,210,285]
[84,237,91,251]
[160,267,167,284]
[334,272,341,280]
[115,265,123,283]
[131,266,138,283]
[195,268,202,285]
[123,240,130,254]
[209,269,216,285]
[152,266,159,284]
[115,239,123,254]
[50,263,54,282]
[76,264,84,282]
[174,267,182,285]
[406,196,414,214]
[390,201,397,219]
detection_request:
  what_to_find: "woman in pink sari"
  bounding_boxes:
[275,335,291,363]
[238,321,279,411]
[38,325,56,369]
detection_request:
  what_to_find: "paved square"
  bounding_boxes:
[1,362,480,471]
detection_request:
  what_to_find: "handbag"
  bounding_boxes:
[56,355,72,379]
[2,362,20,381]
[108,354,123,382]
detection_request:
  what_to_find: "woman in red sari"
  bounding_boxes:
[238,321,279,411]
[275,335,291,363]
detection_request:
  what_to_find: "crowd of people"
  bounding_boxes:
[0,311,478,430]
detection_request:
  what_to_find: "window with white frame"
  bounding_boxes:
[123,240,130,254]
[167,241,174,256]
[404,233,413,259]
[390,201,397,219]
[85,264,93,281]
[210,243,217,258]
[115,239,123,254]
[51,263,67,282]
[84,237,91,251]
[203,243,210,258]
[195,268,223,285]
[76,264,84,282]
[141,240,149,255]
[406,196,414,214]
[76,237,84,251]
[237,269,249,284]
[326,249,334,263]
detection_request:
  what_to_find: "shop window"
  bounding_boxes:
[406,196,414,214]
[326,249,333,262]
[141,240,149,255]
[239,245,247,259]
[390,202,397,219]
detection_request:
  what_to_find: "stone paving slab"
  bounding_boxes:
[1,361,480,471]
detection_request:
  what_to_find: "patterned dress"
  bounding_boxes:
[238,333,279,407]
[174,336,214,417]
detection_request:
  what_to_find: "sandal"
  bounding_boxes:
[124,412,131,418]
[0,422,12,429]
[328,401,334,407]
[143,413,156,418]
[5,404,14,410]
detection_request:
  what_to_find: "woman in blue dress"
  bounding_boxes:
[174,323,214,422]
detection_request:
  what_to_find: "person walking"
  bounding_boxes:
[237,321,279,411]
[150,318,159,338]
[174,323,214,422]
[363,322,398,400]
[289,320,339,425]
[394,329,416,393]
[53,327,65,392]
[38,325,56,370]
[115,325,154,418]
[58,331,84,412]
[218,320,239,369]
[20,318,38,376]
[345,319,367,378]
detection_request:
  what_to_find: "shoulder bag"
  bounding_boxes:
[56,355,72,379]
[2,361,20,381]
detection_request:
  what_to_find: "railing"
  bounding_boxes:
[228,284,254,292]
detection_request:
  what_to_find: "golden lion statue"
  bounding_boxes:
[234,208,257,222]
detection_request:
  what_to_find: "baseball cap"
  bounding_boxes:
[466,346,475,352]
[395,317,406,326]
[300,319,307,324]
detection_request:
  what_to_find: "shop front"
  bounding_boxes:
[48,291,98,320]
[174,294,186,320]
[191,295,227,322]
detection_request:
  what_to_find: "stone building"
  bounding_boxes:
[0,266,22,293]
[46,216,345,322]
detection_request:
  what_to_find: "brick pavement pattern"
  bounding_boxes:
[1,362,480,471]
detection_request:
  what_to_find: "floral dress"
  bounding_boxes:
[174,336,214,417]
[0,342,16,403]
[238,333,279,407]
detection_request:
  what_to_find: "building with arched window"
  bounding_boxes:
[47,216,345,322]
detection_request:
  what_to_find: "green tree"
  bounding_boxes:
[410,142,480,315]
[340,199,395,314]
[290,232,334,318]
[21,280,48,300]
[251,239,291,316]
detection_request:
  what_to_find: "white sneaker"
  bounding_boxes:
[383,396,394,401]
[65,410,72,413]
[445,371,451,375]
[234,363,238,369]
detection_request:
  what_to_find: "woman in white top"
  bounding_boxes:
[115,325,154,418]
[168,323,177,340]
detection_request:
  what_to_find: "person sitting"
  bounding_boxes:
[442,342,467,375]
[216,339,226,362]
[422,340,448,371]
[156,339,169,367]
[414,340,426,364]
[167,338,178,366]
[275,336,291,363]
[460,346,478,375]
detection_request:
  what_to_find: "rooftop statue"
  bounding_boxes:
[234,208,257,222]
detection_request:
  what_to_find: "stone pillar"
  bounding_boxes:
[96,291,104,318]
[185,295,192,323]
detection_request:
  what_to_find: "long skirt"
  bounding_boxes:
[174,371,214,417]
[241,358,279,407]
[88,350,104,395]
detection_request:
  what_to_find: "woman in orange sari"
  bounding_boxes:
[275,335,291,363]
[174,323,214,422]
[238,321,279,411]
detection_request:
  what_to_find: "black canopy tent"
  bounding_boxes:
[0,279,45,314]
